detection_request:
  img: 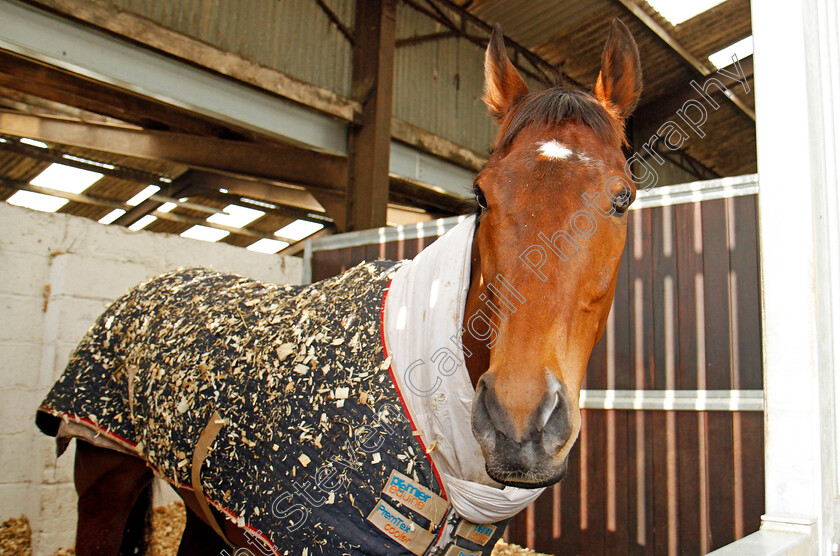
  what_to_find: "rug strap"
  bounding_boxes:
[191,410,232,546]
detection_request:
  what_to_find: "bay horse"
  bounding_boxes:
[36,20,641,555]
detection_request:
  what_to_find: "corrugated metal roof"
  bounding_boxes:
[466,0,611,50]
[457,0,755,176]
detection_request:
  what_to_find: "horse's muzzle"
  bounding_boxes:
[471,371,573,488]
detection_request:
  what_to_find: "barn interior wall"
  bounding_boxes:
[0,203,302,554]
[648,157,699,187]
[109,0,356,99]
[393,1,546,156]
[394,2,490,155]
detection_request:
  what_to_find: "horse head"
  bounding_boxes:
[466,19,642,488]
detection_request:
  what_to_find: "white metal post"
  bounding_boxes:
[711,0,840,554]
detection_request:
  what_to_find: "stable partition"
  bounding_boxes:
[305,174,763,555]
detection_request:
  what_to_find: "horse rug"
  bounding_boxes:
[36,216,544,555]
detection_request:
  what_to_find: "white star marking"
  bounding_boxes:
[537,140,573,160]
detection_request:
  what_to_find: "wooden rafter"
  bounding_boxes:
[433,0,562,86]
[112,170,198,227]
[399,0,576,87]
[185,171,326,214]
[23,0,360,123]
[0,111,347,191]
[0,50,244,137]
[194,187,333,225]
[0,115,466,221]
[313,0,354,44]
[396,31,458,48]
[0,83,129,126]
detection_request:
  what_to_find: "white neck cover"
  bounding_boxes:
[383,216,545,524]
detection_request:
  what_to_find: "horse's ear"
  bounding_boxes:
[594,18,642,120]
[483,24,529,120]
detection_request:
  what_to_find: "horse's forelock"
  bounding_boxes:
[492,87,626,153]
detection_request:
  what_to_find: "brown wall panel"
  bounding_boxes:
[730,196,762,390]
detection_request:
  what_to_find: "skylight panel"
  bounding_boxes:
[206,204,264,228]
[157,202,177,213]
[126,185,161,206]
[98,208,126,224]
[247,238,290,254]
[129,215,157,231]
[6,190,68,212]
[20,137,48,149]
[30,163,103,194]
[708,36,754,69]
[181,225,229,242]
[274,220,324,241]
[645,0,726,25]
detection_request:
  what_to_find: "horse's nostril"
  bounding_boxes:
[536,391,561,431]
[471,381,497,450]
[540,394,573,449]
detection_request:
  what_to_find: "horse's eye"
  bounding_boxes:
[475,187,488,210]
[612,191,632,214]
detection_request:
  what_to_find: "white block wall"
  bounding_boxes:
[0,202,303,554]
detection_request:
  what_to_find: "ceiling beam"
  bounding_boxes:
[432,0,569,86]
[396,31,458,48]
[112,170,198,227]
[194,187,333,225]
[0,83,129,126]
[0,112,467,221]
[388,174,470,214]
[612,0,755,121]
[314,0,354,44]
[0,111,347,191]
[21,0,359,122]
[184,171,325,213]
[401,0,576,87]
[0,50,243,137]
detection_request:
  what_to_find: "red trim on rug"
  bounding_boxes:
[379,280,449,502]
[38,405,140,450]
[38,405,281,556]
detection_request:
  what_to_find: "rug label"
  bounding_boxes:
[381,469,449,525]
[367,499,435,555]
[454,520,497,546]
[443,544,482,556]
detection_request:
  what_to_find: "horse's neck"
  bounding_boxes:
[463,227,491,388]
